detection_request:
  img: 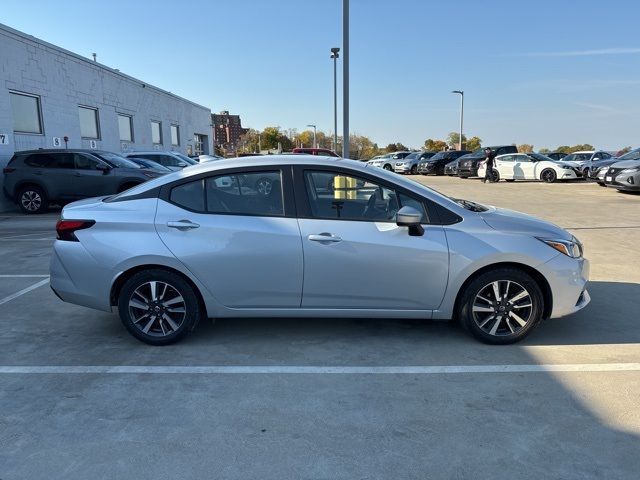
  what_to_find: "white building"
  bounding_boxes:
[0,23,213,211]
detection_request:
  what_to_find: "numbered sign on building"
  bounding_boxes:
[53,137,61,147]
[0,133,9,145]
[89,140,97,149]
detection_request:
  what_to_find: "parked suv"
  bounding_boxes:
[418,150,471,175]
[3,149,161,214]
[457,146,518,178]
[394,151,436,174]
[123,151,197,171]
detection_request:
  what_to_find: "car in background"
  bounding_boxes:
[50,155,590,346]
[579,150,615,177]
[394,151,436,174]
[589,159,620,186]
[546,152,568,161]
[127,157,173,174]
[123,151,197,171]
[444,159,460,176]
[478,152,581,183]
[367,151,413,171]
[457,145,518,178]
[603,147,640,192]
[196,154,224,162]
[292,148,340,157]
[3,149,162,214]
[418,150,471,176]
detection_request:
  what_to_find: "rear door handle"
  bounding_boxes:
[308,233,342,243]
[167,220,200,230]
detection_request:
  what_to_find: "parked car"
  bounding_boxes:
[127,157,174,173]
[478,153,581,183]
[292,148,340,157]
[602,147,640,192]
[51,155,589,346]
[579,151,615,177]
[367,151,413,171]
[546,152,568,161]
[196,154,225,162]
[123,151,197,171]
[3,149,162,214]
[588,158,621,186]
[418,150,471,176]
[444,159,460,176]
[457,145,518,178]
[394,151,436,174]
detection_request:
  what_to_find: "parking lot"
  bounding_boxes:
[1,177,639,479]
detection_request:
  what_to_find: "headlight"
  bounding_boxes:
[621,167,640,173]
[562,166,572,170]
[537,236,583,258]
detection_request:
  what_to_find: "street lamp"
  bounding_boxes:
[307,124,317,148]
[342,0,349,158]
[451,90,464,150]
[330,47,340,154]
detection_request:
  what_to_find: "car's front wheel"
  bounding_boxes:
[410,165,417,175]
[17,185,48,214]
[540,168,557,183]
[383,164,393,171]
[458,268,544,344]
[118,269,202,345]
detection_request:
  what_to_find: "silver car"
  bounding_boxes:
[50,155,590,345]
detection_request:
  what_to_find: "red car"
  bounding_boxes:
[292,148,340,157]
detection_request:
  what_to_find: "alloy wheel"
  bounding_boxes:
[472,280,533,337]
[21,191,42,212]
[541,169,556,183]
[128,281,186,337]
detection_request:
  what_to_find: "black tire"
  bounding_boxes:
[598,182,606,187]
[410,165,417,175]
[505,179,516,183]
[383,163,393,171]
[491,169,500,182]
[540,168,557,183]
[118,269,202,346]
[458,267,544,345]
[17,185,48,214]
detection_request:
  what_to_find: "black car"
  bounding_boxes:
[457,145,519,178]
[546,152,568,161]
[2,149,162,214]
[127,157,174,173]
[417,150,471,176]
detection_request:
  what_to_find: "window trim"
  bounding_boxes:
[9,90,44,135]
[170,124,180,146]
[78,105,101,140]
[151,120,163,145]
[160,166,296,218]
[117,113,134,142]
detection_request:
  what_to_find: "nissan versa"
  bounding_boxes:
[50,155,590,345]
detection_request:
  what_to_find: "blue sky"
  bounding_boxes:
[2,0,639,150]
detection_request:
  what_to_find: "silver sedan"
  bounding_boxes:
[50,155,590,345]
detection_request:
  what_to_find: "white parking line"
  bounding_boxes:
[0,363,638,375]
[0,278,50,306]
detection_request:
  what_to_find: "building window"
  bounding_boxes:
[171,124,180,146]
[9,91,43,134]
[151,121,162,144]
[78,106,100,139]
[118,114,134,142]
[194,134,206,155]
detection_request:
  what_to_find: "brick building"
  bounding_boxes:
[212,111,247,155]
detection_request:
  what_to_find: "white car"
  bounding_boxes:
[478,153,581,183]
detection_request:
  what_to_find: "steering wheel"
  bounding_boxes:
[363,190,379,218]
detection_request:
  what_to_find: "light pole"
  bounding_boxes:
[451,90,464,150]
[257,132,261,153]
[342,0,349,158]
[330,47,340,154]
[307,124,317,148]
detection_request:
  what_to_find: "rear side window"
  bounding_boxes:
[170,179,205,212]
[24,153,73,168]
[49,153,74,169]
[24,154,54,167]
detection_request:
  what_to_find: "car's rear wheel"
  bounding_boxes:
[17,185,48,214]
[410,165,417,175]
[540,168,557,183]
[118,269,201,345]
[383,164,393,171]
[458,268,544,344]
[491,169,500,182]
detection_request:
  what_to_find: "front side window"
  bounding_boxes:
[78,106,100,139]
[118,114,133,142]
[48,153,74,169]
[151,121,162,144]
[10,91,43,134]
[304,170,426,222]
[73,153,102,170]
[170,125,180,146]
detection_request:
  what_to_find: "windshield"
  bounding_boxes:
[529,153,554,162]
[173,153,198,164]
[95,152,141,168]
[404,153,419,160]
[428,152,448,161]
[563,153,593,162]
[616,148,640,161]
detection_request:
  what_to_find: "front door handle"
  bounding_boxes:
[167,220,200,231]
[308,233,342,243]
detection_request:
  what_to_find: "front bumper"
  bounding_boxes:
[605,172,640,191]
[538,253,590,319]
[458,165,479,177]
[394,164,411,173]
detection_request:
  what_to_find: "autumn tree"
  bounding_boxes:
[465,136,482,151]
[423,139,448,151]
[517,144,534,153]
[538,147,551,154]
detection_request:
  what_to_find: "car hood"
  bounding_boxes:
[557,160,579,167]
[610,159,640,169]
[479,206,572,241]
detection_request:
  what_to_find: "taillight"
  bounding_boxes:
[3,167,15,174]
[56,220,95,241]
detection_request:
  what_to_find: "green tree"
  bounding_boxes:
[568,144,594,153]
[518,144,534,153]
[447,132,466,148]
[349,134,379,160]
[555,145,571,153]
[423,139,448,151]
[465,136,482,151]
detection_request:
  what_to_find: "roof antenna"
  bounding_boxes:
[92,53,97,62]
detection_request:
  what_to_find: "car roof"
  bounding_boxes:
[123,151,182,155]
[570,150,595,154]
[14,148,117,155]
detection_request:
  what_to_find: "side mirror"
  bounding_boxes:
[177,161,188,167]
[96,164,110,174]
[593,157,600,161]
[396,206,424,236]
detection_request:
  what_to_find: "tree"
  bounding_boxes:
[518,144,534,153]
[616,146,631,156]
[260,127,293,152]
[465,136,482,151]
[568,144,594,153]
[236,128,261,153]
[447,132,467,148]
[348,134,379,160]
[384,142,408,153]
[538,147,550,154]
[423,139,448,151]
